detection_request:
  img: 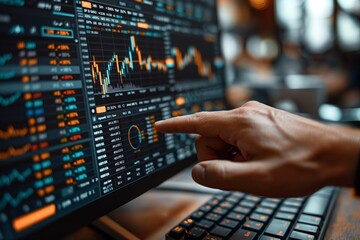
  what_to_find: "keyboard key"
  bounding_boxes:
[298,214,321,226]
[227,195,242,203]
[181,218,195,229]
[196,219,214,230]
[210,226,232,238]
[207,198,221,207]
[203,235,223,240]
[314,187,334,197]
[260,201,278,209]
[260,236,281,240]
[264,198,281,203]
[233,192,245,198]
[219,218,240,229]
[169,226,186,239]
[249,213,269,222]
[214,195,226,201]
[255,207,274,215]
[243,220,264,231]
[200,204,213,213]
[303,196,329,217]
[279,206,299,214]
[290,230,315,240]
[191,211,205,220]
[283,199,302,207]
[275,212,295,221]
[239,200,256,209]
[205,213,222,222]
[220,201,234,209]
[187,227,206,240]
[288,197,305,203]
[234,206,251,215]
[294,223,318,234]
[245,195,261,203]
[227,212,245,222]
[265,219,291,237]
[229,229,256,240]
[213,207,229,215]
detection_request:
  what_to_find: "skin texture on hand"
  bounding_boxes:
[155,101,360,197]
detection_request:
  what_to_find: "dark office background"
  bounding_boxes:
[218,0,360,124]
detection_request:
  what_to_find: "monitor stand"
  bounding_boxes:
[91,167,214,239]
[92,216,140,240]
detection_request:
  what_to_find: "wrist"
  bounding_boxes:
[327,128,360,188]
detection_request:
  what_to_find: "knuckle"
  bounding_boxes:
[237,101,267,123]
[192,112,207,122]
[191,112,205,129]
[191,112,212,133]
[242,100,260,108]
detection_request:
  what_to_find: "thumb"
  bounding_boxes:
[192,160,269,193]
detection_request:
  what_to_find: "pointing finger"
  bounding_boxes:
[155,111,231,137]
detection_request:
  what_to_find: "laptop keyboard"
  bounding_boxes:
[166,187,337,240]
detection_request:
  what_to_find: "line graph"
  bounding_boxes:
[170,33,224,83]
[0,53,12,66]
[0,187,34,211]
[0,92,22,107]
[0,144,32,161]
[171,46,215,81]
[0,125,28,140]
[88,33,169,95]
[0,168,32,188]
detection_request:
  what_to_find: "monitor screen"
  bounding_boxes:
[0,0,226,239]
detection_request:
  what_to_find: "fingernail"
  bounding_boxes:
[192,164,206,182]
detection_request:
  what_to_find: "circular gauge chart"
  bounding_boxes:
[128,125,143,150]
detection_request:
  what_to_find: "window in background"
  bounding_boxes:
[337,0,360,52]
[276,0,303,29]
[337,0,360,15]
[337,12,360,51]
[247,36,279,60]
[221,33,243,62]
[304,0,334,53]
[275,0,303,44]
[305,0,334,18]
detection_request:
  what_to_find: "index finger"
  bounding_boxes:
[154,111,231,137]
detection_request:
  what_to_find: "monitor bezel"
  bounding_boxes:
[12,2,229,239]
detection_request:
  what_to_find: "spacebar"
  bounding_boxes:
[302,196,329,217]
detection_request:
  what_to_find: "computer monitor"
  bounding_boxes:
[0,0,226,239]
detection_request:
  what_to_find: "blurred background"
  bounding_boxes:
[217,0,360,125]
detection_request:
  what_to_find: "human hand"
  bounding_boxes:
[155,101,360,197]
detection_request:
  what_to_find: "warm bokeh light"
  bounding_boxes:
[249,0,270,10]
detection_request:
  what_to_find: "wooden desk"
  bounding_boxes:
[324,188,360,239]
[64,169,360,240]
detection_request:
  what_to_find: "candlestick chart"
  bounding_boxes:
[89,33,223,95]
[88,33,169,95]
